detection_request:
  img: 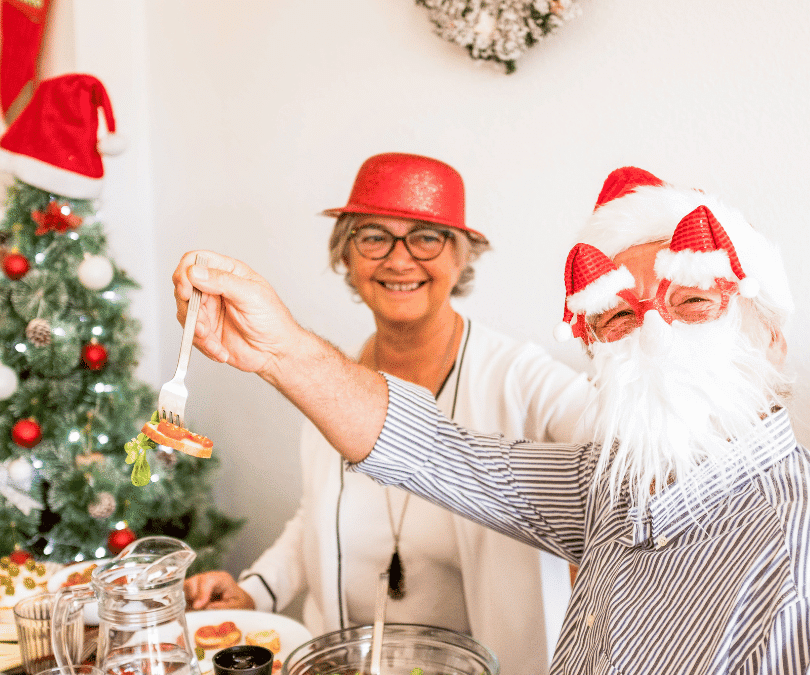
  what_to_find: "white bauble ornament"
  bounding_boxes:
[7,457,33,486]
[78,254,114,290]
[0,363,18,399]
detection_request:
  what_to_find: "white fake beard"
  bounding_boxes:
[587,300,786,513]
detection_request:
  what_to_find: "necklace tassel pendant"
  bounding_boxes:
[387,548,405,599]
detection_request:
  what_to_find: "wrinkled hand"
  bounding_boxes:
[172,251,303,384]
[184,570,255,610]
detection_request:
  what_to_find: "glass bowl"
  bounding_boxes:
[281,623,499,675]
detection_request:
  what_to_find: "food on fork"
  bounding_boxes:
[125,410,214,487]
[141,418,213,458]
[194,621,242,650]
[245,629,281,654]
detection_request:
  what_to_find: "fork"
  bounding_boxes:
[158,253,208,428]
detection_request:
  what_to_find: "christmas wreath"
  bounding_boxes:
[415,0,581,73]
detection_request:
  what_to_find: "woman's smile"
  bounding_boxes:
[377,280,427,293]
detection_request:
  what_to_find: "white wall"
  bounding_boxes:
[31,0,810,597]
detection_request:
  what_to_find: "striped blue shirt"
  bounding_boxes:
[353,375,810,675]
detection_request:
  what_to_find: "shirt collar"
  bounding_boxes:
[626,408,796,548]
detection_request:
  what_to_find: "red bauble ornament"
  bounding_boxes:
[11,418,42,448]
[9,550,33,565]
[3,253,30,280]
[82,341,108,370]
[107,528,137,554]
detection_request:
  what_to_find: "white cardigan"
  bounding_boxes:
[239,319,593,675]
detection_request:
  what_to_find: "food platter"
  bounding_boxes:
[47,558,112,625]
[185,609,312,675]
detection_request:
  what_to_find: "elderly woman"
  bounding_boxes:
[184,153,592,675]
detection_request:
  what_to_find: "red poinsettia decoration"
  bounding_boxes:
[32,201,83,235]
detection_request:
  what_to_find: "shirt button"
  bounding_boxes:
[656,535,668,548]
[586,614,595,627]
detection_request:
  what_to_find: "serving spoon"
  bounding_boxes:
[370,571,389,675]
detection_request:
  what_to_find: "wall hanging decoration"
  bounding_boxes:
[415,0,580,73]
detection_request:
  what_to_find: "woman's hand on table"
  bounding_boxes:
[184,571,255,610]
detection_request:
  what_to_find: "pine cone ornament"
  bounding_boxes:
[26,318,51,346]
[88,492,116,519]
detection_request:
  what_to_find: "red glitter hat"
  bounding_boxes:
[321,152,487,242]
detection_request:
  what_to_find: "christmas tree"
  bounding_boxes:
[0,74,241,570]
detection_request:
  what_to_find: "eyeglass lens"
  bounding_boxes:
[589,281,735,343]
[351,226,450,261]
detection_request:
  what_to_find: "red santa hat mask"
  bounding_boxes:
[553,243,635,345]
[555,205,762,345]
[554,166,794,345]
[0,73,124,199]
[655,204,759,298]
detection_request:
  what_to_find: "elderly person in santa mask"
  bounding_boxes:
[172,166,808,674]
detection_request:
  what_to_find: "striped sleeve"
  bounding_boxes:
[353,374,594,563]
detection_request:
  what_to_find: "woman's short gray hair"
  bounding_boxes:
[327,214,491,297]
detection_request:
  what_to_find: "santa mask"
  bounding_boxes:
[557,197,789,512]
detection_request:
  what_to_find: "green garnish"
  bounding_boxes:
[125,411,158,486]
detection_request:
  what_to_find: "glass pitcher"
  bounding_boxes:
[52,536,201,675]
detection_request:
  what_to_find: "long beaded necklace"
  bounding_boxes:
[375,313,462,600]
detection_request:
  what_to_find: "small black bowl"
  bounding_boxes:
[213,645,274,675]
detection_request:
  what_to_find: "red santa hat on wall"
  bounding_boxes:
[0,73,124,199]
[554,166,794,343]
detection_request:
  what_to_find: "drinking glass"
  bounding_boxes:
[13,593,83,675]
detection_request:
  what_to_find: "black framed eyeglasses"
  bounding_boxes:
[349,225,453,261]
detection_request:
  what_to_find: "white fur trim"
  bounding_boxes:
[98,132,127,156]
[738,277,759,298]
[577,182,794,316]
[553,321,573,342]
[654,248,733,288]
[567,265,635,315]
[0,150,102,199]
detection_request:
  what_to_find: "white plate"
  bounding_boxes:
[0,622,17,642]
[47,558,113,625]
[185,609,313,675]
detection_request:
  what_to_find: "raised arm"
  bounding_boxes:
[172,250,387,463]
